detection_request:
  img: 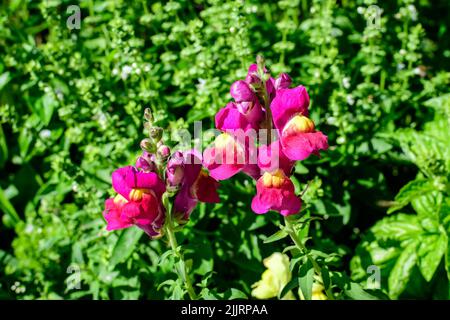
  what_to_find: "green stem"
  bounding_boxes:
[284,217,335,300]
[164,206,198,300]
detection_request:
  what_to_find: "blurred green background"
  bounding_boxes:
[0,0,449,299]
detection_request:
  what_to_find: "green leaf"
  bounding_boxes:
[417,233,446,282]
[223,288,248,300]
[371,214,422,242]
[388,179,436,214]
[0,186,20,228]
[321,265,331,292]
[0,124,7,168]
[344,282,380,300]
[110,228,143,268]
[263,229,288,243]
[298,260,314,300]
[388,241,418,299]
[0,72,11,91]
[279,278,299,299]
[411,191,443,221]
[30,94,57,127]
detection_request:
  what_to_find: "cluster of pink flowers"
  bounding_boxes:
[103,138,220,238]
[103,59,328,238]
[203,60,328,216]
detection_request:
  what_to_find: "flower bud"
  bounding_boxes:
[246,73,261,85]
[149,126,163,142]
[275,73,291,90]
[230,80,255,102]
[256,55,265,66]
[166,151,185,187]
[140,138,154,152]
[158,144,170,159]
[136,151,156,172]
[144,108,153,122]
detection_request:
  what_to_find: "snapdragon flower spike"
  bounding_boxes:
[270,86,328,161]
[251,169,301,216]
[103,166,166,237]
[173,150,220,221]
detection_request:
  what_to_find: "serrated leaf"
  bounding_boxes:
[110,228,143,268]
[263,229,288,243]
[417,233,446,282]
[388,179,435,214]
[388,241,418,299]
[371,214,422,242]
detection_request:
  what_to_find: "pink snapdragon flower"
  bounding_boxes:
[203,132,260,180]
[270,86,328,161]
[251,169,301,216]
[103,166,166,237]
[172,151,220,221]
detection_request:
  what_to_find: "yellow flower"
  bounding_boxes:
[251,253,295,300]
[311,283,328,300]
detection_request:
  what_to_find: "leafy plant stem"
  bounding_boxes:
[283,217,335,300]
[163,199,198,300]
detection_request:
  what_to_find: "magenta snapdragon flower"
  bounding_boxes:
[171,151,220,221]
[103,166,166,237]
[251,169,301,216]
[270,86,328,161]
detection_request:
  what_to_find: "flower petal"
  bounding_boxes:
[270,86,310,130]
[281,131,328,161]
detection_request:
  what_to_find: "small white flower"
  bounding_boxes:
[399,49,407,56]
[25,224,34,234]
[346,94,355,105]
[337,136,346,144]
[121,65,132,80]
[39,129,51,139]
[397,63,405,70]
[342,77,351,89]
[357,6,364,14]
[327,116,337,125]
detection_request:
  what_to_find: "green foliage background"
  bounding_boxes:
[0,0,449,299]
